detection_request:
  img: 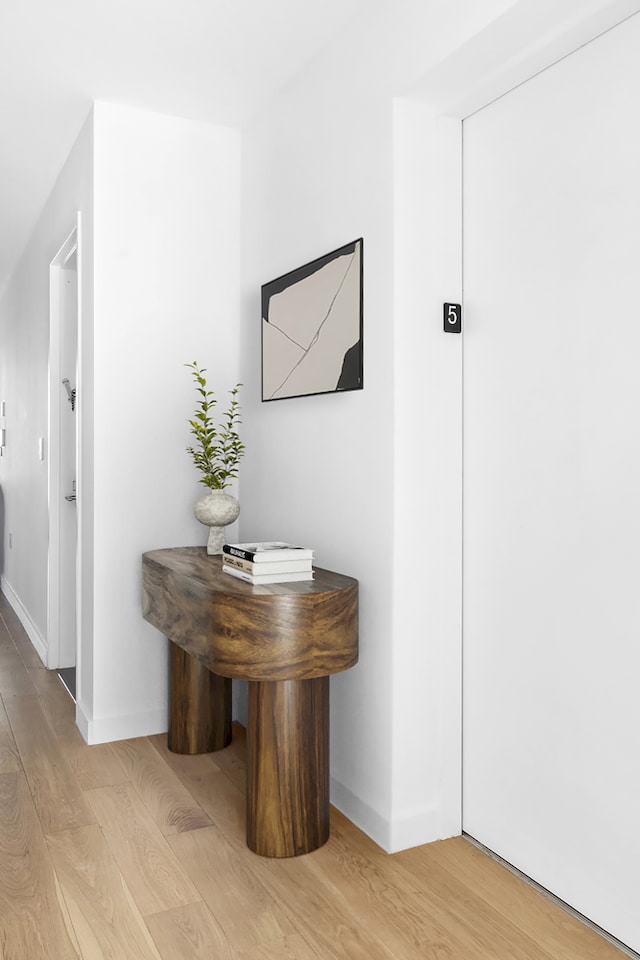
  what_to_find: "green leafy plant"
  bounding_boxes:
[185,361,245,490]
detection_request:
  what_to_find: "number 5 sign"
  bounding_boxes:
[443,303,462,333]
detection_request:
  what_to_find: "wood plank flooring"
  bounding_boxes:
[0,593,629,960]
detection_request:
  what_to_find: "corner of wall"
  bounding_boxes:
[390,97,463,852]
[331,774,459,854]
[76,700,168,746]
[330,776,393,852]
[90,103,241,744]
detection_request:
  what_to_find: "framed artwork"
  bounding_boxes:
[261,238,363,401]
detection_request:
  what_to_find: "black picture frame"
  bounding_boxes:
[261,238,363,401]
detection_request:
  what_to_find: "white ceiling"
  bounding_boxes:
[0,0,375,294]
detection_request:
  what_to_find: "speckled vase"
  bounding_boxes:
[194,490,240,555]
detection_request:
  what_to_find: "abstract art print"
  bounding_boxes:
[261,238,363,401]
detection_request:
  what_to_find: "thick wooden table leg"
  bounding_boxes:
[247,676,329,857]
[168,643,231,754]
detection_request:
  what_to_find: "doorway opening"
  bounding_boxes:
[48,220,80,701]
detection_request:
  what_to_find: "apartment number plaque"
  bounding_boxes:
[443,303,462,333]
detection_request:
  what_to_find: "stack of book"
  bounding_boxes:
[222,541,314,584]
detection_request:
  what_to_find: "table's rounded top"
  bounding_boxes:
[142,547,358,681]
[143,545,357,596]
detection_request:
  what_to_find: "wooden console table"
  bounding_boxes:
[141,547,358,857]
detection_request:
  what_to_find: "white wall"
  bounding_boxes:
[240,0,521,851]
[241,0,636,851]
[391,102,464,850]
[0,111,93,664]
[85,102,241,742]
[0,101,241,744]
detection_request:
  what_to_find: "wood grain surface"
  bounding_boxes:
[0,772,80,959]
[168,643,231,753]
[167,823,297,952]
[0,697,21,773]
[142,548,356,857]
[142,548,358,681]
[46,825,163,960]
[247,678,329,858]
[0,592,627,960]
[84,781,201,916]
[237,934,323,960]
[4,694,95,834]
[145,901,233,960]
[28,666,129,791]
[0,645,38,697]
[110,735,212,834]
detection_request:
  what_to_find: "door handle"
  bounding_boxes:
[65,493,76,502]
[62,379,76,411]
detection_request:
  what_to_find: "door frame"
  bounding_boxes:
[48,216,82,677]
[393,0,640,845]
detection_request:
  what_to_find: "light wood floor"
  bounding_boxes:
[0,593,627,960]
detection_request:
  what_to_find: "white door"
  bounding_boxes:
[463,13,640,953]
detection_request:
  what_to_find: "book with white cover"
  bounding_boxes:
[222,565,314,585]
[223,553,312,576]
[222,541,314,563]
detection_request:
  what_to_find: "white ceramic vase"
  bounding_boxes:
[194,490,240,555]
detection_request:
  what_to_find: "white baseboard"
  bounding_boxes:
[75,700,91,741]
[0,576,48,666]
[387,804,461,853]
[75,699,168,745]
[330,776,461,854]
[330,777,393,851]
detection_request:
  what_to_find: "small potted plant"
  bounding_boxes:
[185,361,245,554]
